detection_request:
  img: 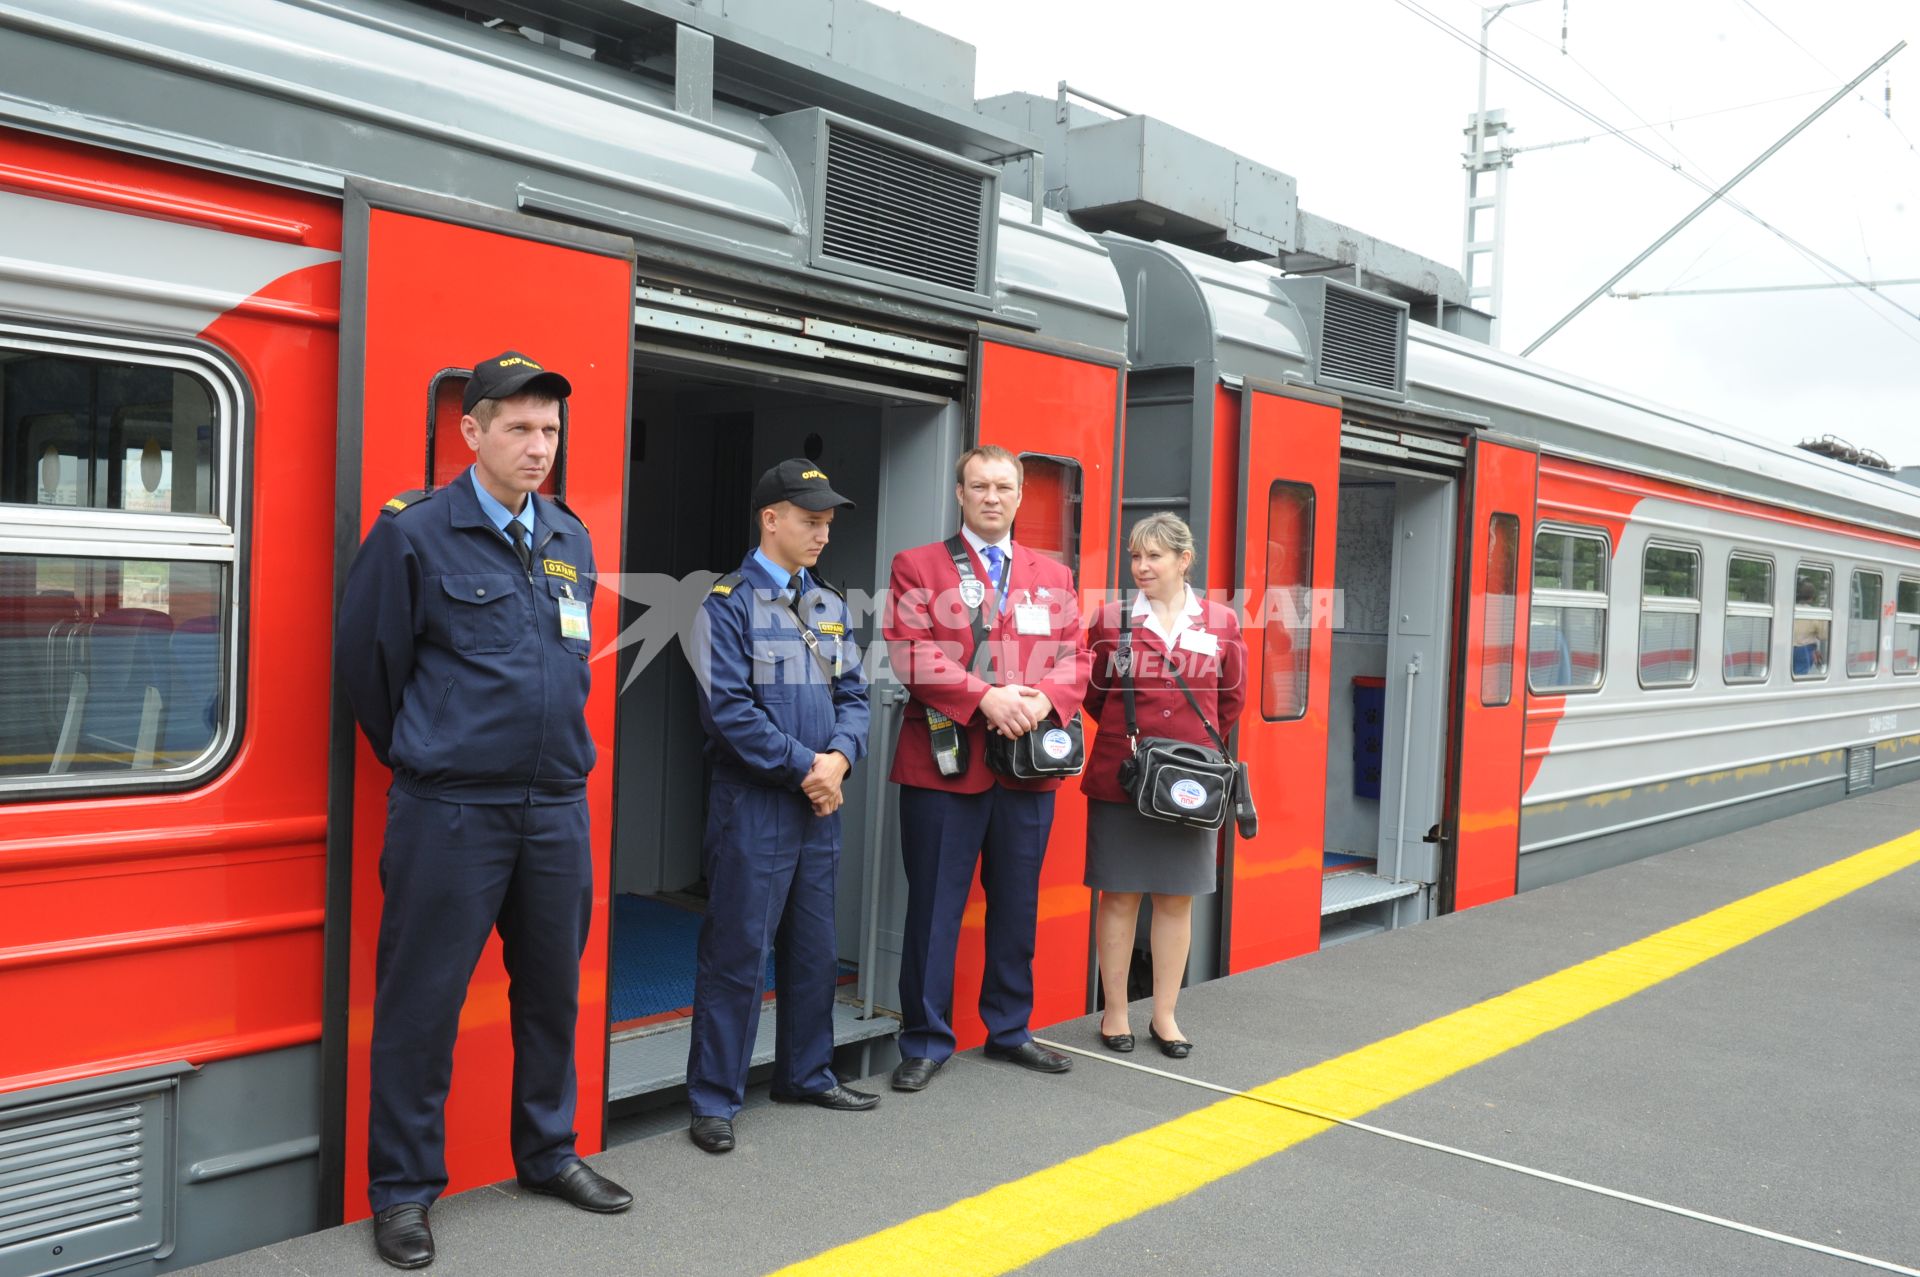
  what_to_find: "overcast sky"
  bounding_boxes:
[883,0,1919,467]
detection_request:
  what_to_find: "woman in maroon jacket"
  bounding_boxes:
[1082,514,1247,1057]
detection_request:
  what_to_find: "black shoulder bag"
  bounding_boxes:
[942,535,1086,780]
[1114,603,1258,837]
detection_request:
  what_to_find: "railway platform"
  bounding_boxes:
[188,785,1920,1276]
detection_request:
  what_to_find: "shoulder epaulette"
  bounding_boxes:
[546,492,590,534]
[809,572,846,600]
[710,572,746,598]
[379,489,431,516]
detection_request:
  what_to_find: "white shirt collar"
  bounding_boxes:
[960,523,1013,560]
[1132,586,1202,645]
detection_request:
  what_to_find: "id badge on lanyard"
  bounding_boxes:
[557,584,590,641]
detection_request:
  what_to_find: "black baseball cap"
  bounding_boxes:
[463,350,572,413]
[752,457,855,511]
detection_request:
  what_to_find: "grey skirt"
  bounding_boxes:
[1084,798,1218,896]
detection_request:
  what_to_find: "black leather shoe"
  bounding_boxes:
[890,1056,944,1091]
[770,1082,880,1111]
[518,1159,633,1213]
[1148,1023,1193,1059]
[983,1041,1073,1073]
[1100,1030,1135,1053]
[373,1202,433,1270]
[689,1115,735,1154]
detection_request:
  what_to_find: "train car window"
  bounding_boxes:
[1481,513,1520,707]
[3,351,217,513]
[1638,543,1701,689]
[1014,454,1082,572]
[1791,563,1832,680]
[1848,570,1883,678]
[0,332,241,797]
[1895,578,1920,676]
[1528,526,1607,694]
[1261,481,1314,721]
[1722,554,1774,684]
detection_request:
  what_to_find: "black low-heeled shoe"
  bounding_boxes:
[1148,1023,1192,1059]
[1100,1028,1135,1053]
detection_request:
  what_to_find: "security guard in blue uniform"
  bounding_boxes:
[338,351,631,1270]
[684,458,876,1154]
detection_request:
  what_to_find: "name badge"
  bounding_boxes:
[1015,602,1050,636]
[558,596,591,642]
[1178,628,1218,657]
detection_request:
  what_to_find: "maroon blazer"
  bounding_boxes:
[884,537,1092,793]
[1081,596,1248,804]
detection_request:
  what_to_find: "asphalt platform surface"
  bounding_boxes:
[188,786,1920,1275]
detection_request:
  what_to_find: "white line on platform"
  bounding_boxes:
[1034,1037,1920,1277]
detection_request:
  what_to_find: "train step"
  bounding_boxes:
[608,996,898,1103]
[1320,870,1422,916]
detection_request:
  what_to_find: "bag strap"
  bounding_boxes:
[945,533,1010,677]
[1130,594,1233,759]
[774,579,839,681]
[1118,598,1139,744]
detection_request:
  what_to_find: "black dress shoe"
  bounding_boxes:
[890,1056,944,1091]
[770,1082,880,1111]
[1100,1030,1136,1053]
[373,1202,433,1270]
[518,1159,633,1213]
[689,1115,735,1154]
[983,1041,1073,1073]
[1148,1023,1193,1059]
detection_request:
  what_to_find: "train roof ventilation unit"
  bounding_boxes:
[768,109,999,308]
[1276,277,1409,400]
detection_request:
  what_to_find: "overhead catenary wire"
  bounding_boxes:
[1034,1037,1920,1277]
[1522,39,1908,355]
[1394,0,1920,345]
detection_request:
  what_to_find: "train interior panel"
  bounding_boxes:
[608,356,959,1111]
[1320,463,1457,946]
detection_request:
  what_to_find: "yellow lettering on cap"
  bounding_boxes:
[497,357,542,370]
[801,469,826,480]
[542,559,577,582]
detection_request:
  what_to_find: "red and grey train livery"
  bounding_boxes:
[1,1,1915,1272]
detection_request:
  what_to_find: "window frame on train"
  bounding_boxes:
[1527,523,1609,696]
[1480,512,1521,708]
[1636,540,1702,691]
[1895,576,1920,677]
[1847,568,1883,679]
[1790,561,1834,682]
[1260,480,1316,722]
[1721,551,1774,686]
[0,323,247,799]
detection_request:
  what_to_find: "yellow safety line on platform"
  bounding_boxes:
[771,830,1920,1277]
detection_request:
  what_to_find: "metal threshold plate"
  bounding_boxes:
[608,998,898,1102]
[1321,871,1422,916]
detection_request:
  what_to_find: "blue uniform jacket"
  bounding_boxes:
[337,472,598,803]
[690,552,869,788]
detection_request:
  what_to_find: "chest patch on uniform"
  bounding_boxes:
[817,621,846,636]
[542,558,577,582]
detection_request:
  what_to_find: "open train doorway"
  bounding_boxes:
[604,354,958,1116]
[1319,461,1457,945]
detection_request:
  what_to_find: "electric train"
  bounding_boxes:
[2,1,1915,1271]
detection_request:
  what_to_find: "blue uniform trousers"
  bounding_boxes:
[367,789,592,1211]
[686,777,841,1118]
[895,782,1055,1062]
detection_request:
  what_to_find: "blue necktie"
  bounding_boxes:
[982,546,1006,615]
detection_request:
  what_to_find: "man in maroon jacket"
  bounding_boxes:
[882,445,1093,1090]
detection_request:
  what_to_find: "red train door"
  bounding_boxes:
[1444,434,1537,910]
[951,333,1124,1045]
[1224,383,1342,972]
[324,183,634,1222]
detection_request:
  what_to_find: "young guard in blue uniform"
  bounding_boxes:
[683,458,875,1154]
[337,352,631,1270]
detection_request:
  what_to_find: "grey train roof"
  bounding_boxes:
[0,0,1124,351]
[1101,234,1920,540]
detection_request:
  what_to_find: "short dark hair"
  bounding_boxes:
[954,445,1022,487]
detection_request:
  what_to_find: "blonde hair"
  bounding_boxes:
[1128,513,1195,575]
